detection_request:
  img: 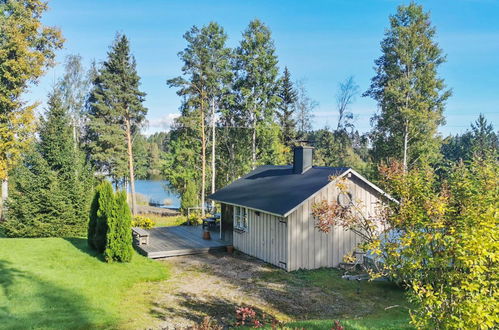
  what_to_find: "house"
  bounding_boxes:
[208,146,391,271]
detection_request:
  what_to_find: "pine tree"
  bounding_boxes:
[167,22,232,215]
[87,186,100,249]
[87,33,147,214]
[364,3,451,171]
[104,190,133,263]
[277,67,297,148]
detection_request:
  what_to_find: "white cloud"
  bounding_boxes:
[143,113,180,135]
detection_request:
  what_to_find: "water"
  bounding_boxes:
[133,180,181,209]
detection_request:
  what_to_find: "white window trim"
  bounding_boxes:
[233,206,248,231]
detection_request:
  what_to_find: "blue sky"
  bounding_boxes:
[29,0,499,136]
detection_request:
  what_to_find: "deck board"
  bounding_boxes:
[134,225,229,258]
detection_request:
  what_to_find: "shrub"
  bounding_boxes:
[87,188,100,249]
[187,213,202,226]
[132,215,155,229]
[94,182,114,253]
[181,180,198,214]
[104,191,133,263]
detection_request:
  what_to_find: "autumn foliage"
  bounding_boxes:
[312,156,498,328]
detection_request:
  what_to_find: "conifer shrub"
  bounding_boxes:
[87,188,100,249]
[94,181,114,253]
[104,191,133,263]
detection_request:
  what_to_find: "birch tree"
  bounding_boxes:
[364,3,451,171]
[235,19,281,168]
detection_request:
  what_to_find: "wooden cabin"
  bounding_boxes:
[209,146,391,271]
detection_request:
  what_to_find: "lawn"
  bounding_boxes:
[0,237,169,329]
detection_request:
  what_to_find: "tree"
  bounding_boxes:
[0,0,64,217]
[104,190,133,263]
[441,114,498,162]
[167,22,232,216]
[336,76,359,132]
[57,54,91,146]
[2,90,93,238]
[87,34,147,215]
[277,67,298,148]
[234,19,283,168]
[294,80,316,140]
[364,3,451,171]
[312,157,499,328]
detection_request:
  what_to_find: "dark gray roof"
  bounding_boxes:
[208,165,349,216]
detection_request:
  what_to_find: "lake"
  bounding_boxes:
[133,180,181,209]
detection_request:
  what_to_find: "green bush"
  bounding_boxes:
[104,191,133,263]
[94,182,114,253]
[87,188,100,249]
[181,180,198,215]
[132,215,155,229]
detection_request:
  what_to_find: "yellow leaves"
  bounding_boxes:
[0,0,63,176]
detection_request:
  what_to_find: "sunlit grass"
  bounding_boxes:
[0,237,169,329]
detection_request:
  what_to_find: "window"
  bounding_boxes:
[234,206,248,231]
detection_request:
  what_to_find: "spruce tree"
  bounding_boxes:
[104,190,133,263]
[277,67,298,148]
[364,3,451,170]
[2,90,93,238]
[87,33,147,214]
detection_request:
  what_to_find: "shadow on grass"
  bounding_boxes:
[63,237,106,262]
[0,259,106,328]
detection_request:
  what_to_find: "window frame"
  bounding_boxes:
[233,206,248,231]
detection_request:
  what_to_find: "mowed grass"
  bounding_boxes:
[146,214,187,227]
[0,237,168,329]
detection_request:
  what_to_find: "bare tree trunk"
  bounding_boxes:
[201,99,206,217]
[403,119,409,173]
[125,117,137,215]
[211,98,216,210]
[252,117,256,169]
[0,178,8,220]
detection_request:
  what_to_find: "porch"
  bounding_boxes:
[134,225,231,259]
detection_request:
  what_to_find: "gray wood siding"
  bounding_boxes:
[287,175,382,271]
[233,208,288,270]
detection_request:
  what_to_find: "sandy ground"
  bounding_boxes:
[149,252,354,329]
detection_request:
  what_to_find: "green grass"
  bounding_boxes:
[0,237,169,329]
[257,268,412,329]
[149,214,187,227]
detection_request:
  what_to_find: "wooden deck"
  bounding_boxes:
[134,225,230,258]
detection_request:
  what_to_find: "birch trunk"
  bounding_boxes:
[252,117,256,169]
[211,98,216,210]
[125,117,137,215]
[0,178,7,220]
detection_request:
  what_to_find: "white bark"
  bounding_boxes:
[211,98,216,210]
[1,178,8,220]
[403,119,409,173]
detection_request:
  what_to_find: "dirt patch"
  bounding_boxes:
[149,252,359,328]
